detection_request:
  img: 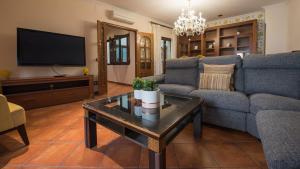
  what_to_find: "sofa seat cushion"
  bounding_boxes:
[190,89,249,112]
[256,110,300,169]
[250,94,300,115]
[8,102,26,127]
[158,84,195,96]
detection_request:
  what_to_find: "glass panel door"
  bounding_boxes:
[137,33,154,77]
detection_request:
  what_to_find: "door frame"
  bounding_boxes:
[97,21,138,95]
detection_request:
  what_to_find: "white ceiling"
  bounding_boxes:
[98,0,286,25]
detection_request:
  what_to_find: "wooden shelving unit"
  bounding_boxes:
[177,20,257,58]
[1,76,94,110]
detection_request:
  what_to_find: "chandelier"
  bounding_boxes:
[174,0,206,36]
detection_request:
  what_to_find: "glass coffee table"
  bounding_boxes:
[83,92,203,169]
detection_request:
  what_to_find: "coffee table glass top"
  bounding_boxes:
[83,92,202,138]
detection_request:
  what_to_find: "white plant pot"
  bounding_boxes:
[134,90,143,100]
[134,106,142,117]
[142,90,160,108]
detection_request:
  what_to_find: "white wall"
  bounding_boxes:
[0,0,170,79]
[288,0,300,51]
[264,1,289,54]
[264,0,300,54]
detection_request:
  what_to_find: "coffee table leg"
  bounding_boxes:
[149,149,166,169]
[193,108,203,139]
[84,111,97,148]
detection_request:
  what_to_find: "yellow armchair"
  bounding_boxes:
[0,94,29,145]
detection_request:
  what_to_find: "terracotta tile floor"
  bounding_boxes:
[0,83,268,169]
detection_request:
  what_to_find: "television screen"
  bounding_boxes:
[17,28,86,66]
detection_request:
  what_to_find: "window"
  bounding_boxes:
[107,34,130,65]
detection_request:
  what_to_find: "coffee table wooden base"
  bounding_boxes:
[83,92,203,169]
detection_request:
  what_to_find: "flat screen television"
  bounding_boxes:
[17,28,86,66]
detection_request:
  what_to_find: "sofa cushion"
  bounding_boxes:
[158,84,195,96]
[243,52,300,99]
[250,94,300,115]
[256,110,300,169]
[203,107,247,131]
[190,89,249,112]
[8,102,26,127]
[199,55,244,92]
[243,52,300,69]
[142,74,165,84]
[165,57,199,87]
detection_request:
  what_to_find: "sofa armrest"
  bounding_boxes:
[257,110,300,169]
[142,74,165,84]
[0,94,14,132]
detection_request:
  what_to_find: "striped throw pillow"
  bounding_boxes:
[199,64,235,91]
[200,73,232,91]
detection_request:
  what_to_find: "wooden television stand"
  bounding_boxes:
[1,75,94,110]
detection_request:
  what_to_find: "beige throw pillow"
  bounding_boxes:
[203,64,235,74]
[199,64,235,91]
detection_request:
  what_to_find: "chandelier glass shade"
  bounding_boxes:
[174,0,207,36]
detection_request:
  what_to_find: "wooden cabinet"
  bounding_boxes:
[177,20,257,58]
[1,76,94,110]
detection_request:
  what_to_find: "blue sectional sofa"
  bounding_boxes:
[257,110,300,169]
[146,52,300,138]
[144,52,300,169]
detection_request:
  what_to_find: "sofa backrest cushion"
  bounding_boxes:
[243,52,300,99]
[165,57,199,87]
[199,55,244,91]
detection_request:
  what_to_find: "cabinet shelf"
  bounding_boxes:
[220,47,235,49]
[190,49,201,53]
[177,20,257,57]
[237,45,250,48]
[220,35,235,39]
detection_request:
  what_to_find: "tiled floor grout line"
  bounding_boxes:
[170,143,181,169]
[58,141,82,167]
[234,142,265,169]
[200,141,221,168]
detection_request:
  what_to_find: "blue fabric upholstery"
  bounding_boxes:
[243,53,300,99]
[190,89,249,112]
[158,84,195,96]
[250,94,300,115]
[199,55,244,91]
[246,113,260,138]
[257,110,300,169]
[166,57,199,69]
[203,107,247,131]
[243,52,300,69]
[142,74,165,84]
[165,57,199,87]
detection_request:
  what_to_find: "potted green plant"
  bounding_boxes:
[132,77,144,100]
[142,79,160,108]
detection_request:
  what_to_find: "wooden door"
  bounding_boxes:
[136,32,154,77]
[97,21,107,95]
